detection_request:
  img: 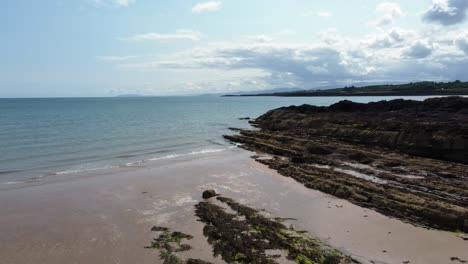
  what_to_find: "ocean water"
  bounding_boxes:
[0,96,433,186]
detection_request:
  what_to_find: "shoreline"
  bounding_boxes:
[0,148,466,263]
[0,95,450,187]
[223,94,468,97]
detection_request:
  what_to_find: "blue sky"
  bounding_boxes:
[1,0,468,97]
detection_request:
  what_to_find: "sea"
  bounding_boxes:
[0,95,435,186]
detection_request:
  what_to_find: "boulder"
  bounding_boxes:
[202,190,218,199]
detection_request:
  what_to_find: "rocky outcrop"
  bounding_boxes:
[253,97,468,164]
[225,97,468,233]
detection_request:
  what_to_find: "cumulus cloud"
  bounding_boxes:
[192,1,222,13]
[115,17,468,92]
[374,2,403,27]
[125,29,202,41]
[121,43,369,88]
[366,28,409,49]
[376,2,403,17]
[402,41,433,58]
[255,35,273,43]
[423,0,468,25]
[455,34,468,54]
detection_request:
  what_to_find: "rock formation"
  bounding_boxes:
[225,97,468,232]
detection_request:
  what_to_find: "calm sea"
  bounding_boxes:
[0,96,433,185]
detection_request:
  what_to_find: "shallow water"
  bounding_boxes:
[0,95,437,185]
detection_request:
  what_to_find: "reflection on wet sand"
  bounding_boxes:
[0,149,466,264]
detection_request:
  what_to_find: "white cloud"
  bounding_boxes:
[373,2,403,27]
[255,35,273,43]
[423,0,468,25]
[376,2,403,17]
[115,17,468,92]
[120,43,365,89]
[192,1,222,14]
[365,28,411,49]
[125,29,202,42]
[374,15,394,27]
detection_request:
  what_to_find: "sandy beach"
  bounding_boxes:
[0,147,466,264]
[4,0,468,262]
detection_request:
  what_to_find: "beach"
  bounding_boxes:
[5,0,468,262]
[1,147,466,264]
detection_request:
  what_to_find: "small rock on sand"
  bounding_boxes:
[202,190,218,199]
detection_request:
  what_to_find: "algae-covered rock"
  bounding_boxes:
[147,226,213,264]
[224,97,468,233]
[194,194,354,264]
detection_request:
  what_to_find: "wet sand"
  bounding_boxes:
[0,148,466,264]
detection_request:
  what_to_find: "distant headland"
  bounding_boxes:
[223,81,468,97]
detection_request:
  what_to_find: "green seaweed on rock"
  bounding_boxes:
[194,195,354,264]
[146,226,213,264]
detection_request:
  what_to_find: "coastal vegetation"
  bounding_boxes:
[225,81,468,97]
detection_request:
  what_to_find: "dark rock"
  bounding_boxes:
[202,189,217,199]
[253,97,468,164]
[187,259,213,264]
[450,257,468,263]
[223,97,468,233]
[151,226,169,232]
[291,155,307,163]
[348,152,373,164]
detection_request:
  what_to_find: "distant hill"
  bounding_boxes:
[224,81,468,97]
[222,87,304,96]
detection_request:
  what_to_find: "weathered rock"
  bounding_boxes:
[252,97,468,164]
[202,189,217,199]
[224,97,468,233]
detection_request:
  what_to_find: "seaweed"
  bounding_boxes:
[194,196,354,264]
[146,226,213,264]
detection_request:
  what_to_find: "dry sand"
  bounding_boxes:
[0,148,466,264]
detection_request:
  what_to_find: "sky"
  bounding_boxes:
[1,0,468,97]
